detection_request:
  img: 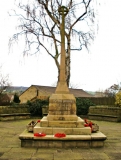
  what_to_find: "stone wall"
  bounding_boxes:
[0,105,29,114]
[88,106,121,122]
[0,105,30,121]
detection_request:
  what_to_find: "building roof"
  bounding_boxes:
[20,85,93,98]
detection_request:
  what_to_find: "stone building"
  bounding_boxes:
[19,85,93,104]
[0,94,14,105]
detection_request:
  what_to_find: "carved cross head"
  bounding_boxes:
[58,6,69,17]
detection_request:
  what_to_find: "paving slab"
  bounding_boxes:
[0,119,121,159]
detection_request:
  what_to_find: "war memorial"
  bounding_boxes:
[19,6,106,148]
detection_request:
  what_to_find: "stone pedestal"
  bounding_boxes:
[19,93,107,148]
[34,92,91,135]
[47,93,77,121]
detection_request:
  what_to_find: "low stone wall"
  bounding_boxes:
[0,105,30,121]
[88,106,121,122]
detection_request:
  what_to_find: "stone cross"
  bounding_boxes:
[55,6,69,94]
[58,6,68,82]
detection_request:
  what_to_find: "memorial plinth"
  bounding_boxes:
[19,6,107,148]
[47,93,77,120]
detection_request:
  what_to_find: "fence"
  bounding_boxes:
[77,97,115,106]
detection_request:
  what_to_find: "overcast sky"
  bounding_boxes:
[0,0,121,91]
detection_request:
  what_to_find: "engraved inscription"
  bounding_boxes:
[50,99,75,103]
[49,99,76,115]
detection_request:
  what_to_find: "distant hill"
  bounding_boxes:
[86,91,96,95]
[4,86,28,93]
[86,91,106,97]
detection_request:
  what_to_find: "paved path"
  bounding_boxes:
[0,118,121,160]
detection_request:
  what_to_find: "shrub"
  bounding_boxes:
[76,98,95,115]
[27,98,95,116]
[115,91,121,107]
[13,93,20,103]
[27,99,49,116]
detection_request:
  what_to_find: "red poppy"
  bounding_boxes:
[84,119,93,132]
[84,119,88,124]
[89,122,92,128]
[37,120,41,122]
[34,133,46,137]
[84,123,89,127]
[54,133,66,138]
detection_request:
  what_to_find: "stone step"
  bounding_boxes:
[19,130,107,148]
[40,116,84,128]
[34,122,91,135]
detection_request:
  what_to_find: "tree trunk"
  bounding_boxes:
[65,37,71,87]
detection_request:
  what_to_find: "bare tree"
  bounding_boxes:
[0,66,11,95]
[9,0,98,86]
[104,84,121,97]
